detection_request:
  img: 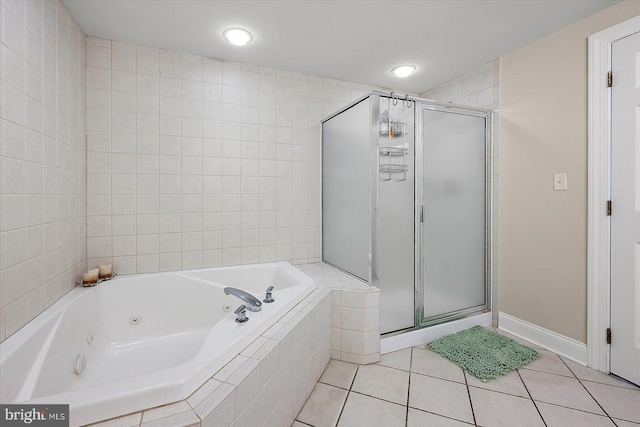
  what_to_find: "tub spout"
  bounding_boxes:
[224,287,262,312]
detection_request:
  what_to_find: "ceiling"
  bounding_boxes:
[64,0,619,93]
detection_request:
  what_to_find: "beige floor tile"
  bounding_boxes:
[582,380,640,423]
[319,360,359,390]
[411,348,465,384]
[536,402,616,427]
[469,386,544,427]
[378,348,412,371]
[519,369,604,415]
[296,383,348,427]
[337,392,406,427]
[291,422,309,427]
[562,358,640,390]
[466,370,529,398]
[351,364,409,405]
[519,348,574,377]
[407,408,473,426]
[409,373,474,424]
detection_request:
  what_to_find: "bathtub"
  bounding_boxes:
[0,262,316,426]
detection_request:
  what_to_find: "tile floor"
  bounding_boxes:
[293,327,640,427]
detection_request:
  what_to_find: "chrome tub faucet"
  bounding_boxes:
[224,287,262,312]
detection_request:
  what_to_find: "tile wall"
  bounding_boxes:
[421,59,501,325]
[0,0,87,342]
[298,263,380,364]
[85,37,383,275]
[331,288,380,364]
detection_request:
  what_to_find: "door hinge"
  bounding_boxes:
[607,71,613,87]
[420,205,424,223]
[607,200,612,216]
[606,328,612,344]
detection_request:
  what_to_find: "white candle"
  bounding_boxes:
[83,269,99,284]
[98,263,112,278]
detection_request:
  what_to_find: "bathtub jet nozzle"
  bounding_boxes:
[224,287,262,312]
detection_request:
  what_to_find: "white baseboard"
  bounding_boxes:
[380,312,492,354]
[499,312,587,365]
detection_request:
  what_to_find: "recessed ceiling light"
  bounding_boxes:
[223,28,253,46]
[391,65,416,78]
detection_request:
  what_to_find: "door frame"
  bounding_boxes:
[587,15,640,372]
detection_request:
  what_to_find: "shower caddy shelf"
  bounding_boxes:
[380,163,408,173]
[379,146,408,156]
[379,121,406,137]
[379,95,411,181]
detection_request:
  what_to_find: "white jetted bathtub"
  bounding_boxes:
[0,262,316,426]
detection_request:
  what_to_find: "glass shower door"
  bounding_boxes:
[420,107,489,323]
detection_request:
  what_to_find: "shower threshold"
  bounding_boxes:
[380,311,492,354]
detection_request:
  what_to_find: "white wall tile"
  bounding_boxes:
[1,0,86,342]
[83,37,386,278]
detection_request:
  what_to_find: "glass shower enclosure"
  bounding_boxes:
[322,91,492,335]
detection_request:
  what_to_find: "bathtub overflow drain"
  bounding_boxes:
[87,332,94,345]
[74,355,86,375]
[130,315,141,325]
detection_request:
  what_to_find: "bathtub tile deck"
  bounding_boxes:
[87,413,142,427]
[294,327,640,427]
[140,410,200,427]
[141,402,192,424]
[77,266,333,427]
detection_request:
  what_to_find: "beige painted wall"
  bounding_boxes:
[500,1,640,343]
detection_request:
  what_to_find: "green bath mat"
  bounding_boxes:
[426,326,539,381]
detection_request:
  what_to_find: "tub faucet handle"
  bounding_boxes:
[264,286,274,303]
[234,305,249,323]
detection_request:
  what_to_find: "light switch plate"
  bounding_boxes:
[553,173,567,191]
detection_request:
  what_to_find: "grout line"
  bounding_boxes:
[465,382,531,399]
[376,362,411,374]
[409,369,466,386]
[580,376,640,391]
[558,356,640,391]
[333,364,359,427]
[405,348,414,427]
[532,399,626,420]
[317,379,350,391]
[611,418,640,426]
[347,364,359,390]
[558,356,616,423]
[518,366,575,379]
[407,407,476,426]
[463,371,477,426]
[348,390,407,409]
[516,369,547,427]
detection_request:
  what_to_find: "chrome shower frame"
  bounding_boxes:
[321,90,493,335]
